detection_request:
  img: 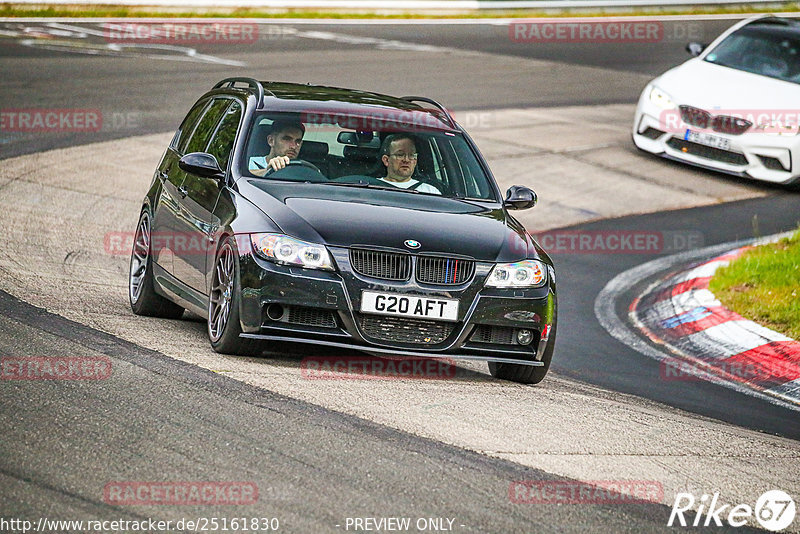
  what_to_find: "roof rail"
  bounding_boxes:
[401,96,457,130]
[213,77,270,106]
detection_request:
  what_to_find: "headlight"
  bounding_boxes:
[754,121,800,136]
[250,233,334,271]
[485,260,547,288]
[648,86,676,110]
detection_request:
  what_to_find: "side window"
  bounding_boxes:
[175,99,211,153]
[206,101,242,171]
[183,99,230,155]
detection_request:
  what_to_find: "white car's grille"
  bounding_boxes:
[679,106,752,135]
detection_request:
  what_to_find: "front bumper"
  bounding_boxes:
[236,246,556,366]
[632,96,800,185]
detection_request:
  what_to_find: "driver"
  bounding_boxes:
[378,134,440,194]
[249,120,305,176]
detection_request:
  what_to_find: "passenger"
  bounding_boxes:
[250,120,305,176]
[378,134,441,194]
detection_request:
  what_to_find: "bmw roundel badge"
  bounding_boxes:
[404,239,421,249]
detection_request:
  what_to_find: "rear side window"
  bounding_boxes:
[206,101,242,171]
[174,99,210,153]
[183,99,230,155]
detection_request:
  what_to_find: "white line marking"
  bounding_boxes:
[17,38,246,66]
[670,288,721,313]
[292,27,478,54]
[766,378,800,405]
[683,320,791,359]
[674,259,729,282]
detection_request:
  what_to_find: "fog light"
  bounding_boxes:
[516,329,533,345]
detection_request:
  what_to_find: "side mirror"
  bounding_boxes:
[686,42,705,57]
[504,185,537,210]
[179,152,224,180]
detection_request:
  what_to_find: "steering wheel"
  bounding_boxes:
[262,159,321,176]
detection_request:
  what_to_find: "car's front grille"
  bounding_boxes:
[666,138,748,166]
[350,248,475,285]
[264,305,338,329]
[417,256,475,285]
[357,314,453,345]
[679,105,751,135]
[350,249,411,281]
[712,115,752,135]
[680,105,711,129]
[471,325,517,345]
[286,306,337,328]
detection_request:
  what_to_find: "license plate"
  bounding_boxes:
[360,291,459,322]
[685,129,730,151]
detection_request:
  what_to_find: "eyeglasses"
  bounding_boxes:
[389,152,418,160]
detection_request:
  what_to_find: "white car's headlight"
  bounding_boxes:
[250,233,334,271]
[754,121,800,136]
[648,86,676,110]
[485,260,547,288]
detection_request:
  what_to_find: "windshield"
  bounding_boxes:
[239,112,498,201]
[704,23,800,85]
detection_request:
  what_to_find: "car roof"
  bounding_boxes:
[214,79,459,132]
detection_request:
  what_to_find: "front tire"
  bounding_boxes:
[488,322,557,384]
[208,237,260,356]
[129,211,184,319]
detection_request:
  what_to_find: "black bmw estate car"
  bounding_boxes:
[129,78,557,383]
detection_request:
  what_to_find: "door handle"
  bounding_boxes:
[177,186,188,198]
[157,170,168,180]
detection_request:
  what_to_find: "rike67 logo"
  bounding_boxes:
[669,490,795,531]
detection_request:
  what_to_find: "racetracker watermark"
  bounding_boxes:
[300,356,457,380]
[103,482,258,506]
[300,108,451,133]
[103,22,259,44]
[1,109,144,133]
[660,359,798,383]
[659,108,800,134]
[531,230,703,254]
[1,356,112,380]
[510,480,664,504]
[509,19,702,43]
[105,232,252,256]
[1,109,101,132]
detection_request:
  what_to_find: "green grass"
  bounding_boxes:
[710,230,800,340]
[1,3,799,19]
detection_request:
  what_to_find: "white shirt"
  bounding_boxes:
[379,177,441,194]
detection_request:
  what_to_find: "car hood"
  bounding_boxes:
[242,180,536,263]
[654,58,800,110]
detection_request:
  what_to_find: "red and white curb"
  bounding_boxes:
[631,246,800,407]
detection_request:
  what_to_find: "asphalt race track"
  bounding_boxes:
[1,17,799,533]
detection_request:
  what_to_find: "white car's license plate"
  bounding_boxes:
[360,291,459,322]
[685,129,730,151]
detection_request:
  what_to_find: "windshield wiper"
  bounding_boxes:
[320,181,421,193]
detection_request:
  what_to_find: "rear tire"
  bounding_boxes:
[129,211,184,319]
[488,322,557,384]
[208,237,261,356]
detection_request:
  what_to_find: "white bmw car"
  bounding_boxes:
[633,15,800,185]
